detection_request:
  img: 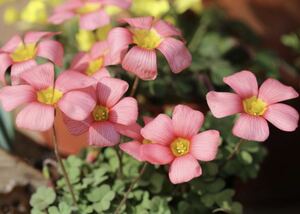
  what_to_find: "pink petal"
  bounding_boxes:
[157,38,191,74]
[90,41,109,59]
[258,78,299,104]
[97,77,128,108]
[21,63,54,90]
[11,60,37,85]
[0,85,36,111]
[233,114,269,142]
[120,141,144,161]
[1,35,23,53]
[172,105,204,139]
[54,0,82,12]
[48,12,75,24]
[0,54,12,84]
[37,40,64,66]
[92,68,111,81]
[153,20,182,38]
[63,114,92,135]
[122,46,157,80]
[24,31,58,44]
[16,102,54,131]
[70,52,90,71]
[206,91,243,118]
[190,130,220,161]
[89,122,120,147]
[264,103,299,132]
[109,97,138,125]
[141,114,175,146]
[79,10,110,30]
[58,91,96,121]
[115,123,142,141]
[223,70,258,98]
[107,27,132,64]
[120,17,154,29]
[140,144,174,164]
[55,70,96,93]
[102,0,131,8]
[169,154,202,184]
[143,116,153,125]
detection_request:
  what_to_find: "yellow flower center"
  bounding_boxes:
[170,138,190,157]
[76,2,101,15]
[243,96,267,116]
[10,43,37,62]
[92,105,109,121]
[132,29,162,50]
[37,87,63,105]
[85,57,104,76]
[142,139,152,144]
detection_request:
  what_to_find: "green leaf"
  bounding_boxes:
[30,187,56,210]
[48,206,60,214]
[240,151,253,165]
[31,209,46,214]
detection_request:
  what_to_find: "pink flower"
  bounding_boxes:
[63,77,138,147]
[0,63,96,131]
[70,41,112,81]
[108,16,192,80]
[139,105,220,184]
[48,0,131,30]
[0,32,63,85]
[206,71,299,142]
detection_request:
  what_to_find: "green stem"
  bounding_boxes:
[226,139,245,161]
[115,146,124,178]
[130,76,140,97]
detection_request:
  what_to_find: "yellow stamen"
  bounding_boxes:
[170,138,190,157]
[142,139,152,144]
[92,105,109,121]
[76,2,101,15]
[243,96,267,116]
[85,57,104,76]
[132,29,162,50]
[10,43,37,62]
[37,87,63,105]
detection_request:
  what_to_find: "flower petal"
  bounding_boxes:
[140,144,174,164]
[141,114,175,146]
[109,97,138,125]
[0,53,12,84]
[89,122,120,147]
[120,17,154,29]
[97,77,129,108]
[48,12,75,24]
[16,102,54,131]
[92,68,111,81]
[153,20,182,38]
[24,31,58,44]
[70,52,89,71]
[206,91,242,118]
[157,38,191,73]
[172,105,204,139]
[122,46,157,80]
[223,70,258,98]
[264,103,299,132]
[63,114,92,135]
[115,123,142,141]
[1,35,22,53]
[11,60,37,85]
[120,141,143,161]
[37,40,64,66]
[102,0,131,8]
[169,154,202,184]
[0,85,36,111]
[258,78,299,104]
[190,130,220,161]
[90,41,109,59]
[80,10,110,30]
[58,91,96,121]
[233,114,269,142]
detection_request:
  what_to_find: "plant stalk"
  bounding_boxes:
[226,138,245,161]
[130,76,140,97]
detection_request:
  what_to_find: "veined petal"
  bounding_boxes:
[140,144,174,164]
[24,31,59,44]
[70,52,90,71]
[1,35,23,53]
[37,40,64,66]
[153,20,182,38]
[120,17,154,29]
[80,10,110,30]
[90,41,109,59]
[63,114,93,135]
[120,141,144,161]
[11,60,37,85]
[92,68,111,81]
[89,122,120,147]
[109,97,138,125]
[115,123,142,141]
[0,53,12,84]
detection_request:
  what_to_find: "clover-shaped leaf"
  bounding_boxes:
[30,187,56,210]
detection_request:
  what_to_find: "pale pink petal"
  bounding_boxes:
[223,70,258,98]
[70,52,90,71]
[206,92,243,118]
[169,154,202,184]
[172,105,204,139]
[157,38,191,74]
[79,10,110,30]
[143,116,153,125]
[109,97,138,125]
[16,102,54,131]
[54,0,82,12]
[190,130,220,161]
[11,60,37,85]
[58,91,96,121]
[0,85,36,111]
[1,35,23,53]
[153,20,182,38]
[0,54,12,84]
[37,40,64,66]
[120,141,143,161]
[120,17,153,29]
[140,144,174,164]
[102,0,131,8]
[24,31,58,44]
[264,103,299,132]
[115,123,142,141]
[48,12,75,24]
[141,114,175,146]
[55,70,96,93]
[89,122,120,147]
[122,46,157,80]
[258,78,299,104]
[233,114,269,142]
[97,77,129,107]
[63,114,93,135]
[90,41,109,59]
[21,63,54,90]
[92,68,111,81]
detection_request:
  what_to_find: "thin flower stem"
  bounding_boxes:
[130,76,140,97]
[114,163,148,214]
[226,138,245,161]
[52,122,78,208]
[115,146,124,178]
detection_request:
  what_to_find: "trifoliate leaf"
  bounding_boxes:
[30,187,56,210]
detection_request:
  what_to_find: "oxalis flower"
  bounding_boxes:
[206,70,299,142]
[139,105,220,184]
[0,63,96,131]
[48,0,131,30]
[63,77,138,147]
[108,16,192,80]
[0,31,63,85]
